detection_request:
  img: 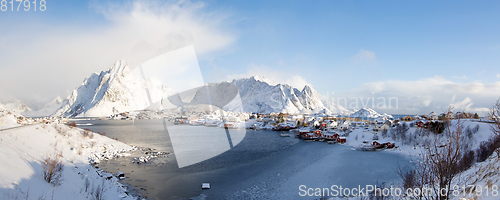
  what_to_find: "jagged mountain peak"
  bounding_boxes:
[245,75,277,86]
[350,108,393,119]
[53,61,174,117]
[357,108,377,115]
[108,60,131,77]
[0,99,30,113]
[53,96,63,104]
[52,65,348,116]
[22,96,64,117]
[300,85,319,99]
[301,85,313,93]
[229,75,342,114]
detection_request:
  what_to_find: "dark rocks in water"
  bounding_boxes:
[133,151,169,164]
[105,174,113,180]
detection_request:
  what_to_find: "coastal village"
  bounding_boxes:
[102,107,488,152]
[7,106,489,153]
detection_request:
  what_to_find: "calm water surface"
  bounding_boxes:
[76,119,411,200]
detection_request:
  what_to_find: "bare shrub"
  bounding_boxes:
[465,126,473,140]
[426,116,465,199]
[89,132,94,139]
[38,193,45,200]
[42,155,64,185]
[91,180,106,200]
[457,149,475,172]
[389,128,396,140]
[491,98,500,136]
[390,123,411,144]
[69,121,77,128]
[398,110,469,200]
[397,156,433,200]
[84,178,90,193]
[476,136,500,161]
[397,167,416,191]
[423,121,447,134]
[367,182,391,200]
[490,99,500,158]
[82,129,91,138]
[381,129,388,138]
[54,125,70,137]
[472,124,480,133]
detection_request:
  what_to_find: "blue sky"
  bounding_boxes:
[203,0,500,88]
[1,0,499,115]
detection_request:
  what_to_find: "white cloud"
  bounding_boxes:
[452,75,468,80]
[423,99,432,107]
[0,0,235,106]
[228,68,499,116]
[336,76,500,116]
[449,96,473,110]
[285,76,311,90]
[351,49,377,64]
[226,63,312,90]
[497,74,500,78]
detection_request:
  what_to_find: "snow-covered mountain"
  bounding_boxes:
[349,108,393,119]
[22,96,63,117]
[0,99,30,113]
[49,60,352,117]
[53,61,175,117]
[228,76,347,114]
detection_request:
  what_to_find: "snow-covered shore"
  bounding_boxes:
[197,119,499,200]
[0,110,136,200]
[325,119,500,200]
[341,119,493,157]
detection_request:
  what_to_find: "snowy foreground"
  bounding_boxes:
[301,120,500,200]
[192,119,500,200]
[0,110,135,200]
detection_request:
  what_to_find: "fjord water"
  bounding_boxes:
[77,120,411,199]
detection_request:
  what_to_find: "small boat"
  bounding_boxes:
[249,123,259,130]
[174,117,188,125]
[280,133,290,137]
[301,133,319,140]
[202,183,210,189]
[272,124,297,131]
[223,122,238,129]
